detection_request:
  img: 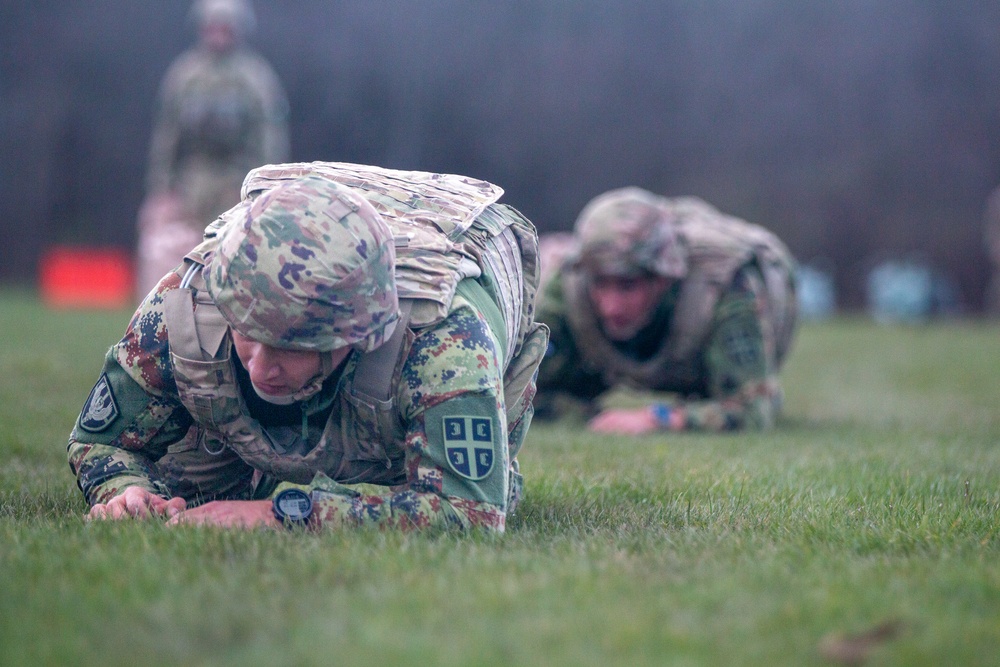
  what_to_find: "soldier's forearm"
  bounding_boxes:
[276,474,505,533]
[309,489,504,533]
[67,440,168,506]
[676,379,780,432]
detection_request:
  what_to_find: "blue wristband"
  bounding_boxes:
[650,403,672,429]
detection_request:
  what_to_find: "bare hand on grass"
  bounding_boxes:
[88,486,186,521]
[588,407,660,434]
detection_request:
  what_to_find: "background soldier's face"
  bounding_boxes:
[201,21,237,54]
[587,273,671,341]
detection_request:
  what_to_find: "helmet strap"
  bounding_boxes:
[250,350,343,406]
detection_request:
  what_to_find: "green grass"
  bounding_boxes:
[1,289,998,666]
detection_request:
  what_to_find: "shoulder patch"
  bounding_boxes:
[722,326,762,367]
[424,394,507,507]
[79,373,120,433]
[442,415,495,480]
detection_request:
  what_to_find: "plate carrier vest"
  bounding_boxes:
[163,162,543,485]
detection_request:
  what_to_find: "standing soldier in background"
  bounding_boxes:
[136,0,289,297]
[69,162,548,533]
[983,185,1000,316]
[535,187,797,434]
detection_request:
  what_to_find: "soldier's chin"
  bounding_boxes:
[251,382,298,405]
[602,321,642,341]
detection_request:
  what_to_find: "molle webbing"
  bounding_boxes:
[468,204,541,361]
[239,162,501,315]
[240,161,504,241]
[236,161,540,347]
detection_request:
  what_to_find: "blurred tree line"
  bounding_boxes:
[3,1,1000,310]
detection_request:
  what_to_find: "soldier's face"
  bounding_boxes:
[201,21,237,54]
[588,273,671,341]
[232,331,349,399]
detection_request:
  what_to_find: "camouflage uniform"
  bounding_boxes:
[983,185,1000,316]
[536,188,797,431]
[137,0,289,296]
[69,163,548,532]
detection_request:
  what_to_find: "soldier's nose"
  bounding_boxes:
[260,359,282,380]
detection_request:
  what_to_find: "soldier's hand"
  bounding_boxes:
[89,487,186,521]
[167,500,279,530]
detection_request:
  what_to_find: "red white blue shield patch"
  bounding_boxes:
[443,415,495,480]
[79,373,119,433]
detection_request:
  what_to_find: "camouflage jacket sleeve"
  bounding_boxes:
[300,295,515,533]
[670,266,781,431]
[534,267,607,402]
[66,277,193,504]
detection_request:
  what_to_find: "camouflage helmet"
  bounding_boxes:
[204,175,400,353]
[191,0,255,35]
[574,186,687,279]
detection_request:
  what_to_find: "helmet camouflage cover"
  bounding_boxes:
[574,186,687,279]
[204,175,399,352]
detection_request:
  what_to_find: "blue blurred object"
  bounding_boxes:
[796,263,836,320]
[866,258,960,323]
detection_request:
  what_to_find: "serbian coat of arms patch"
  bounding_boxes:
[442,415,495,480]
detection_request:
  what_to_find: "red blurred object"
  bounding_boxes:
[39,246,135,309]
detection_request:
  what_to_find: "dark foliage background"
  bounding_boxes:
[4,1,1000,309]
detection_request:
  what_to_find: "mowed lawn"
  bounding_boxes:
[1,287,998,666]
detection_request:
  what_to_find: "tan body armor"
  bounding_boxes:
[163,163,544,485]
[563,197,797,392]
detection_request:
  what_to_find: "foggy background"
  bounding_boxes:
[4,1,1000,311]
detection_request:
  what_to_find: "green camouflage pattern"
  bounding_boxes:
[241,161,504,239]
[667,196,798,366]
[204,175,400,352]
[573,187,687,279]
[536,263,782,431]
[145,38,289,228]
[67,274,545,531]
[138,12,288,296]
[67,166,548,533]
[241,161,507,328]
[536,190,797,432]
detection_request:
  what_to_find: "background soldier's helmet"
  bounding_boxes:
[574,186,687,279]
[204,175,400,353]
[191,0,256,35]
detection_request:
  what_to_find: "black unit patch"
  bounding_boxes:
[79,373,119,433]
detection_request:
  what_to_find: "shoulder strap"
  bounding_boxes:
[351,298,414,402]
[666,264,727,360]
[164,262,230,361]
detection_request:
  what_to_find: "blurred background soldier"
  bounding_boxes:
[535,187,798,434]
[537,231,576,295]
[136,0,289,297]
[983,185,1000,316]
